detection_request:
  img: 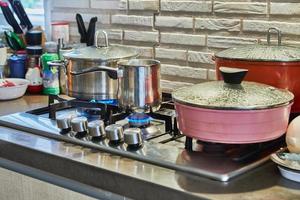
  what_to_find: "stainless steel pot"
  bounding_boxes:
[63,30,138,100]
[118,59,162,112]
[79,59,162,113]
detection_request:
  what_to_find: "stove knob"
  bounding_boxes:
[71,117,88,133]
[105,124,124,143]
[124,128,143,148]
[88,120,106,138]
[56,115,72,130]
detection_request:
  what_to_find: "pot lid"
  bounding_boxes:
[63,30,138,61]
[172,67,294,110]
[215,28,300,62]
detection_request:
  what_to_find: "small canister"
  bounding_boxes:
[25,30,42,46]
[8,54,27,78]
[41,52,59,95]
[44,60,65,95]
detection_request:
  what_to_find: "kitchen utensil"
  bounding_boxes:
[71,59,162,113]
[214,27,300,113]
[172,67,294,144]
[63,30,138,101]
[0,1,23,34]
[278,166,300,183]
[86,17,97,46]
[8,54,26,78]
[25,30,42,46]
[286,116,300,153]
[0,78,29,100]
[8,0,33,30]
[4,31,25,50]
[271,148,300,170]
[117,59,161,112]
[271,148,300,182]
[76,14,87,43]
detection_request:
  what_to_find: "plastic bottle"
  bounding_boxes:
[41,52,59,95]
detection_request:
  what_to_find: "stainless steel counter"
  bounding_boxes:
[0,95,300,200]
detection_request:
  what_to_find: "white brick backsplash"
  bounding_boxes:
[271,3,300,15]
[161,80,193,91]
[161,0,212,13]
[124,30,159,43]
[52,12,110,24]
[128,0,159,11]
[187,51,214,64]
[195,18,240,32]
[70,28,123,41]
[155,48,186,60]
[114,44,153,57]
[52,0,89,8]
[208,69,217,81]
[155,16,193,29]
[161,64,207,79]
[243,20,300,35]
[207,36,258,48]
[50,0,300,89]
[160,33,206,46]
[91,0,127,10]
[98,30,123,40]
[214,2,267,14]
[112,15,153,27]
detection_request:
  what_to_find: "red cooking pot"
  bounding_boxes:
[172,67,294,144]
[214,28,300,113]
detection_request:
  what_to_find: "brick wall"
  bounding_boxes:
[50,0,300,92]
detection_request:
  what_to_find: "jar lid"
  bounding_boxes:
[172,67,294,110]
[26,46,43,55]
[9,54,27,61]
[26,30,42,35]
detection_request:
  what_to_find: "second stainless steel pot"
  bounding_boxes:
[79,59,162,113]
[63,30,138,100]
[118,59,162,112]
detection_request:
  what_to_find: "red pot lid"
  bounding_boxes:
[215,28,300,62]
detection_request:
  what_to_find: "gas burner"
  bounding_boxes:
[90,99,118,106]
[127,113,152,128]
[77,107,102,120]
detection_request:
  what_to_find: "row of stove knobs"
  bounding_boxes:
[56,116,143,148]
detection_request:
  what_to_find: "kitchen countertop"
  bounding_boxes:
[0,95,300,200]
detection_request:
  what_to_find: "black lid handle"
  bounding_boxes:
[220,67,248,84]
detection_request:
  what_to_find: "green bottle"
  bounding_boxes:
[41,53,59,95]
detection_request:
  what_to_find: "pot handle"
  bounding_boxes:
[219,67,248,84]
[94,30,109,48]
[267,27,281,46]
[70,66,118,79]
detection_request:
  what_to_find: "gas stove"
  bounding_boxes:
[0,94,284,182]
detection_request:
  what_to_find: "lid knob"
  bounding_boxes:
[220,67,248,85]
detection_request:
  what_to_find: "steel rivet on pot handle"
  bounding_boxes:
[94,30,109,48]
[267,27,282,46]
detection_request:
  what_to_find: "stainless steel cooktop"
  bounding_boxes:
[0,96,283,182]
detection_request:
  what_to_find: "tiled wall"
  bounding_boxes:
[50,0,300,91]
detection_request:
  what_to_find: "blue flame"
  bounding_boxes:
[90,99,118,106]
[127,113,152,125]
